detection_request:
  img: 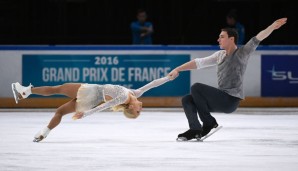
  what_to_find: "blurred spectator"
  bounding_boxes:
[226,9,245,45]
[130,9,153,44]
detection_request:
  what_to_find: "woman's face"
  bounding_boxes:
[129,98,143,117]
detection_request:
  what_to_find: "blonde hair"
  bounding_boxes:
[111,104,138,119]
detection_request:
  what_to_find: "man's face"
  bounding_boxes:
[137,12,147,23]
[217,31,234,49]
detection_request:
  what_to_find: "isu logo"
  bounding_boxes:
[267,66,298,84]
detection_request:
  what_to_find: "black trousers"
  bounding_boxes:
[181,83,241,130]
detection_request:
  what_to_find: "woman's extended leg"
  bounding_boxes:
[34,99,77,142]
[48,98,77,129]
[32,83,81,98]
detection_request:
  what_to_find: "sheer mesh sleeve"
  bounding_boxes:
[194,51,221,69]
[83,95,127,118]
[240,36,260,59]
[131,76,171,98]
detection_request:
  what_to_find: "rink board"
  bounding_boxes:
[0,45,298,107]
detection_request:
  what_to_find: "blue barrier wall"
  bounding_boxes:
[1,45,298,98]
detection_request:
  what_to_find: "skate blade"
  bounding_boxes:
[176,137,188,141]
[11,83,19,104]
[200,125,223,141]
[33,136,44,143]
[176,137,201,142]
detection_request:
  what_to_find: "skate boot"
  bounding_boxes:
[11,82,33,104]
[176,129,202,141]
[33,127,51,142]
[202,120,219,137]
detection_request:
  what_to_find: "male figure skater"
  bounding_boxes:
[168,18,287,141]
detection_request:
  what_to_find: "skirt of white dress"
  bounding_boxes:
[76,84,105,112]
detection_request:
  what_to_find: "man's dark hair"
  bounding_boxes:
[221,27,238,44]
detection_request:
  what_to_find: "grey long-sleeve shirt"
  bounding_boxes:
[195,37,260,99]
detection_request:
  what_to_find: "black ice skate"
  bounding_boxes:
[176,129,202,141]
[202,120,219,137]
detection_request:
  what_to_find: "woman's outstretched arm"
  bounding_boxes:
[132,76,171,98]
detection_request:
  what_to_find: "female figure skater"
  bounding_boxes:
[12,76,170,142]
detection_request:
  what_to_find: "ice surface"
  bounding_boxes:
[1,110,298,171]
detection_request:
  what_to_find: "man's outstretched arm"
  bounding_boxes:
[256,18,287,41]
[167,60,197,80]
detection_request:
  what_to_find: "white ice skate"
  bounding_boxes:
[33,127,51,142]
[11,82,33,104]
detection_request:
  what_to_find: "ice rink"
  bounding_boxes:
[1,108,298,171]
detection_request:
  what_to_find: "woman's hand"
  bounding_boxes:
[72,112,84,120]
[168,69,179,80]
